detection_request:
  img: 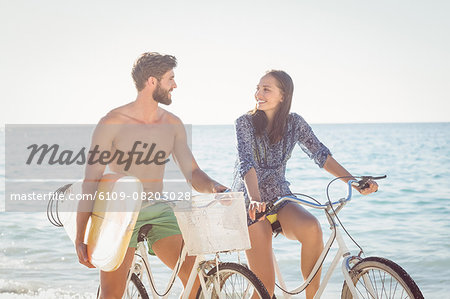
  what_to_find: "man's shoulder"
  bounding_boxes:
[99,113,121,125]
[159,108,183,125]
[99,104,133,125]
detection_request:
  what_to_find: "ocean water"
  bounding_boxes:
[1,123,449,298]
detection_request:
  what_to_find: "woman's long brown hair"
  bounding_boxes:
[251,70,294,144]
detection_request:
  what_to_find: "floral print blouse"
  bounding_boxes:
[231,112,331,225]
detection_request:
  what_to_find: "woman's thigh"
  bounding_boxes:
[277,202,322,242]
[247,219,273,252]
[246,219,276,293]
[246,219,274,266]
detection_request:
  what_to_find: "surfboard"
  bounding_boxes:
[58,174,143,272]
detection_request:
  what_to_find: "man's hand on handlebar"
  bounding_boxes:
[212,183,229,193]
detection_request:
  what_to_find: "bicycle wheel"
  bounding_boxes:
[196,262,270,299]
[123,273,149,299]
[341,256,423,299]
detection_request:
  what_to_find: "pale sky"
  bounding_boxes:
[1,0,449,125]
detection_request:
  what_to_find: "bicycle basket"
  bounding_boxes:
[173,192,250,255]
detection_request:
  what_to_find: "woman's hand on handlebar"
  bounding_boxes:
[356,179,379,195]
[249,200,266,221]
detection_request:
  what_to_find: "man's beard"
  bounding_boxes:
[153,83,172,105]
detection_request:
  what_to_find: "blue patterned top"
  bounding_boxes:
[231,113,331,225]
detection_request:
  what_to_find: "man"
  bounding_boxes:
[76,52,227,298]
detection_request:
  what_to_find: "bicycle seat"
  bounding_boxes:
[137,224,153,243]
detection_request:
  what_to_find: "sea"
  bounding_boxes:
[0,123,449,298]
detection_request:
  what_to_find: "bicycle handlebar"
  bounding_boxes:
[255,175,387,219]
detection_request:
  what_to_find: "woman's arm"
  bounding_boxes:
[244,168,261,201]
[323,155,353,182]
[293,114,378,195]
[244,168,266,220]
[323,155,378,195]
[234,116,266,220]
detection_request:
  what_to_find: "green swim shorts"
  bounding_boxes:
[129,202,181,255]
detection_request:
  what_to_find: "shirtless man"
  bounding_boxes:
[76,52,227,298]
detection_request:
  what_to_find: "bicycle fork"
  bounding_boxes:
[127,243,190,299]
[181,255,205,299]
[182,255,224,299]
[313,228,361,299]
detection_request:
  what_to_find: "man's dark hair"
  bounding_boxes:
[132,52,177,91]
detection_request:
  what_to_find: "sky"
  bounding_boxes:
[1,0,449,125]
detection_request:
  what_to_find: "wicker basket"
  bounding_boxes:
[173,192,250,255]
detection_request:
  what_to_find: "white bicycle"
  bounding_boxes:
[256,175,424,299]
[123,192,271,299]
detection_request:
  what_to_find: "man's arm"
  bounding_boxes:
[76,118,116,268]
[171,119,227,193]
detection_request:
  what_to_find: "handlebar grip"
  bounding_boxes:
[255,210,266,220]
[355,175,387,190]
[358,180,371,190]
[254,202,274,220]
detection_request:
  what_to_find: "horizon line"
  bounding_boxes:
[1,121,449,128]
[190,121,450,126]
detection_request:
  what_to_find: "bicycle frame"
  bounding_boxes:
[124,194,256,299]
[125,240,211,299]
[271,180,363,299]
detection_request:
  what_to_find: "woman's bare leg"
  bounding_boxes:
[278,203,324,299]
[245,219,275,296]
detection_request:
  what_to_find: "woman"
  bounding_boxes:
[231,70,378,298]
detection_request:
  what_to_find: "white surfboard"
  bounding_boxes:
[58,174,143,272]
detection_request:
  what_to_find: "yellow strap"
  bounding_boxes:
[266,213,278,224]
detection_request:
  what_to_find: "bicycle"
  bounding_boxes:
[47,184,270,299]
[121,192,271,299]
[255,175,424,299]
[47,183,270,298]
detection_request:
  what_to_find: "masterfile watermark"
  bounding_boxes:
[5,124,192,212]
[26,141,170,171]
